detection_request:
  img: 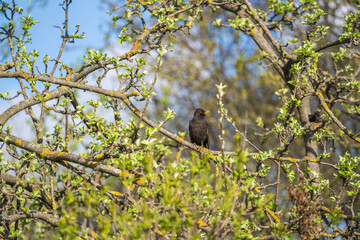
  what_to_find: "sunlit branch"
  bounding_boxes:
[316,91,360,143]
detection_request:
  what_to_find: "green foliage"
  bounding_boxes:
[1,0,360,239]
[335,153,360,179]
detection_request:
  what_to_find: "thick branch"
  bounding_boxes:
[0,172,39,193]
[0,132,123,177]
[3,211,59,226]
[315,39,350,53]
[0,85,71,126]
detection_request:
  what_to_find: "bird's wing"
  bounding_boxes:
[189,119,195,143]
[205,121,210,148]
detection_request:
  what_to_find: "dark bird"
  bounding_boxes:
[189,108,210,148]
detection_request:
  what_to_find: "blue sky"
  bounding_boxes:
[0,0,112,131]
[1,0,110,103]
[2,0,109,75]
[27,0,109,66]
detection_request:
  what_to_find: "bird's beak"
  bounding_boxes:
[204,111,209,115]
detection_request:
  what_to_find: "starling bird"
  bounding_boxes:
[189,108,210,148]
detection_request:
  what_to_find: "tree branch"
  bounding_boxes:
[3,211,59,226]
